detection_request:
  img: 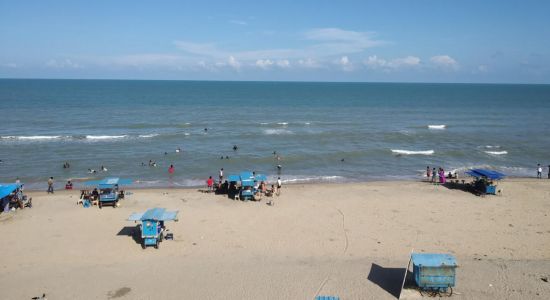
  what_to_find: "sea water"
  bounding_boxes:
[1,79,549,189]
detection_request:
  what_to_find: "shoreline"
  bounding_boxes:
[19,176,550,193]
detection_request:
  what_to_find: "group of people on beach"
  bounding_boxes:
[426,166,455,184]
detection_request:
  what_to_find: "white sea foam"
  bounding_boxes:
[305,122,311,125]
[138,134,159,138]
[263,129,294,135]
[280,175,345,184]
[485,150,508,155]
[277,122,289,126]
[1,135,62,140]
[184,133,190,136]
[485,145,501,149]
[428,125,446,130]
[392,149,434,155]
[86,135,127,140]
[260,122,269,125]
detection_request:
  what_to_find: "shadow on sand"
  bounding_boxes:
[367,263,412,299]
[117,226,142,245]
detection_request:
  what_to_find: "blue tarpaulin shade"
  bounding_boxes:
[227,175,240,182]
[0,183,19,199]
[465,169,506,180]
[240,172,254,180]
[128,207,178,221]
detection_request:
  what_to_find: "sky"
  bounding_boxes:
[1,0,549,83]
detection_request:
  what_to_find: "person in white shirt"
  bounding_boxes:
[219,168,224,181]
[537,164,542,179]
[276,177,282,196]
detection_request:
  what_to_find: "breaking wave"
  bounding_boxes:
[485,150,508,155]
[428,125,446,130]
[263,129,294,135]
[391,149,434,155]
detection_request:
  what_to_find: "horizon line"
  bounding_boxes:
[0,77,548,86]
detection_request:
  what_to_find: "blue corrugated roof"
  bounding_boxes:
[466,169,506,180]
[0,183,19,199]
[412,253,457,267]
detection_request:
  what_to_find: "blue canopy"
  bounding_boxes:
[0,183,20,199]
[128,207,178,222]
[239,171,254,180]
[465,169,506,180]
[227,174,240,182]
[241,179,255,187]
[84,177,132,187]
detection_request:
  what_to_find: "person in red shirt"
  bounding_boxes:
[206,176,214,192]
[168,164,175,174]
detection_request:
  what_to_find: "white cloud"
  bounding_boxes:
[338,56,354,71]
[45,59,82,69]
[298,58,322,68]
[255,59,275,69]
[229,20,248,26]
[227,56,241,70]
[110,54,183,67]
[365,55,421,70]
[430,55,459,70]
[276,59,291,68]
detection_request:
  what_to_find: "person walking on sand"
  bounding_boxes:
[426,166,431,180]
[47,177,54,194]
[276,177,282,196]
[431,168,436,183]
[168,164,175,174]
[219,168,224,181]
[537,164,542,179]
[548,165,550,179]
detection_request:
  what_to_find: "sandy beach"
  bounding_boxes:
[1,179,549,299]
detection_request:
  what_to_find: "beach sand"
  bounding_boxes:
[1,179,549,299]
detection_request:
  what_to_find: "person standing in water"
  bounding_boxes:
[426,166,431,180]
[537,164,542,179]
[219,168,224,181]
[168,164,175,174]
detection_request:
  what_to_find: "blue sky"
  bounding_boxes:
[1,0,549,83]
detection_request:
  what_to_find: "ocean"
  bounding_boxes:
[1,79,549,190]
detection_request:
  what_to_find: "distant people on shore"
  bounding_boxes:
[65,180,73,190]
[168,164,175,174]
[277,177,282,195]
[219,168,224,181]
[548,165,550,179]
[431,168,436,183]
[537,163,542,179]
[63,162,70,169]
[47,177,54,194]
[426,166,431,179]
[233,145,238,151]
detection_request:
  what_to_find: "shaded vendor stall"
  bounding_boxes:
[465,169,506,195]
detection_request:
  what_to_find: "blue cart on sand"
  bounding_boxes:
[465,169,505,195]
[128,208,178,249]
[411,253,457,296]
[84,177,132,208]
[227,171,268,201]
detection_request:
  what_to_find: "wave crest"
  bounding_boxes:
[392,149,434,155]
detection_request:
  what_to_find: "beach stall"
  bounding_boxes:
[0,183,31,211]
[226,171,268,201]
[465,169,505,195]
[128,208,178,249]
[84,177,131,208]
